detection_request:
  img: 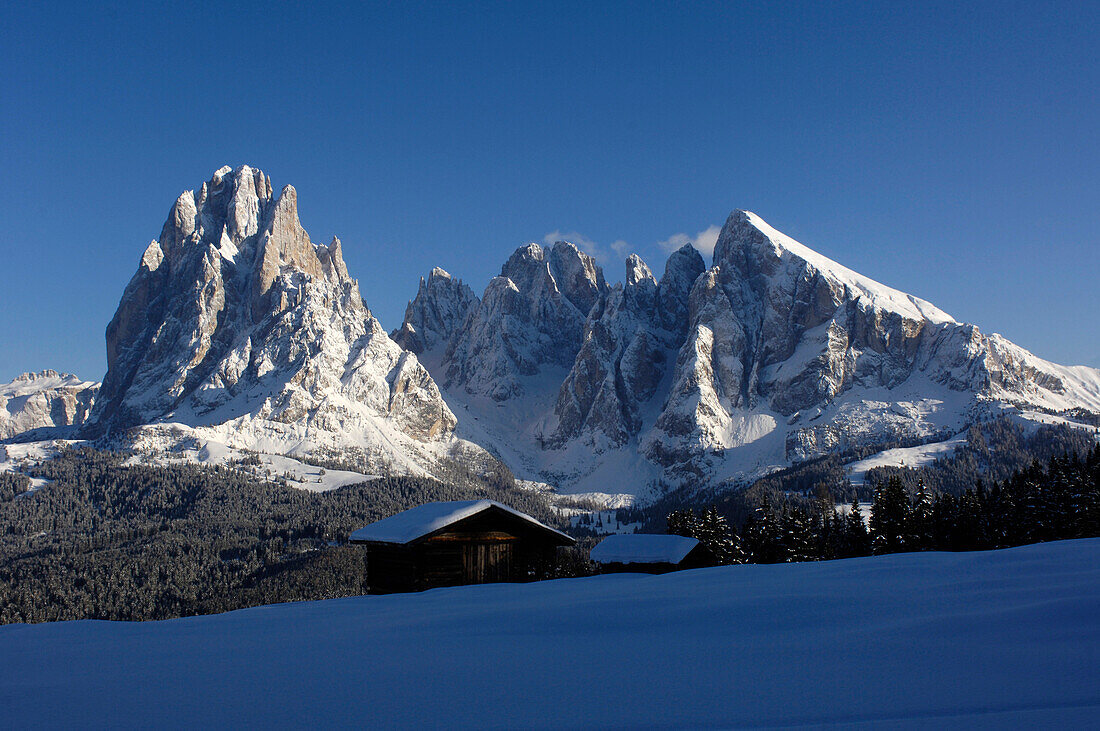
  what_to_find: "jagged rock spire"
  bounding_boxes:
[86,166,457,469]
[443,240,609,401]
[391,267,479,354]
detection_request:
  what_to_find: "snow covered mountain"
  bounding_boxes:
[547,247,705,449]
[640,211,1100,479]
[0,370,98,439]
[83,165,474,476]
[399,209,1100,495]
[8,165,1097,499]
[442,241,609,402]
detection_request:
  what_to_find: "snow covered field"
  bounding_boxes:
[2,540,1098,728]
[845,432,968,485]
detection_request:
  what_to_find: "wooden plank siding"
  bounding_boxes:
[358,505,571,593]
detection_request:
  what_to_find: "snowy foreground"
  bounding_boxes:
[3,541,1099,729]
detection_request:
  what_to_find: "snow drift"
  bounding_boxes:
[2,539,1097,728]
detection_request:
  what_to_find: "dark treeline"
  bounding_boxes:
[0,448,567,624]
[0,471,31,502]
[618,417,1095,533]
[668,445,1100,564]
[862,418,1097,496]
[1,417,1094,623]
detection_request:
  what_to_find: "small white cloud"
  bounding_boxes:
[543,230,598,257]
[542,230,629,266]
[693,225,721,257]
[656,233,691,255]
[657,225,721,257]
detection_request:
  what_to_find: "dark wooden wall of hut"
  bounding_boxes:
[363,507,567,593]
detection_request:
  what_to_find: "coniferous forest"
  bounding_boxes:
[0,448,565,623]
[0,418,1097,623]
[668,445,1100,565]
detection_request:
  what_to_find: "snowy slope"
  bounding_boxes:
[2,539,1098,728]
[846,432,969,485]
[738,210,956,325]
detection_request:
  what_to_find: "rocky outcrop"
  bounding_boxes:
[443,241,608,401]
[0,371,99,439]
[547,247,705,448]
[87,166,456,470]
[391,268,478,354]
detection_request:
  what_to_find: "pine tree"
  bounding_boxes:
[697,506,736,564]
[742,497,782,563]
[667,509,700,539]
[870,476,911,554]
[841,497,871,557]
[911,478,934,550]
[780,505,815,562]
[668,507,742,564]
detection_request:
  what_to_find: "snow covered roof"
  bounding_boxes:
[590,534,702,565]
[349,500,573,545]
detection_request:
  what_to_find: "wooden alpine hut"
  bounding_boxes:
[350,500,575,593]
[590,534,717,574]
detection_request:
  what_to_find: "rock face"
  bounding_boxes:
[390,268,478,354]
[0,371,99,439]
[441,241,608,401]
[547,247,705,448]
[640,210,1100,474]
[87,165,457,471]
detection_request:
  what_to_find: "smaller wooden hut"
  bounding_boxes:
[350,500,574,593]
[590,534,716,574]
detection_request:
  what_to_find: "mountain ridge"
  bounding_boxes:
[0,370,99,439]
[4,166,1098,502]
[400,206,1100,495]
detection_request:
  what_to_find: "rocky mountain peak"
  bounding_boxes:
[441,241,608,401]
[1,370,99,439]
[548,241,607,314]
[500,243,548,290]
[319,236,350,281]
[86,166,458,469]
[13,369,62,383]
[714,210,955,326]
[625,254,655,288]
[657,244,706,336]
[159,190,198,257]
[391,266,479,354]
[250,183,329,316]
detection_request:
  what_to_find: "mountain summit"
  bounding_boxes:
[0,371,98,439]
[85,165,461,474]
[399,208,1100,494]
[8,167,1096,499]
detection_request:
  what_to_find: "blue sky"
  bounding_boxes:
[2,0,1098,381]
